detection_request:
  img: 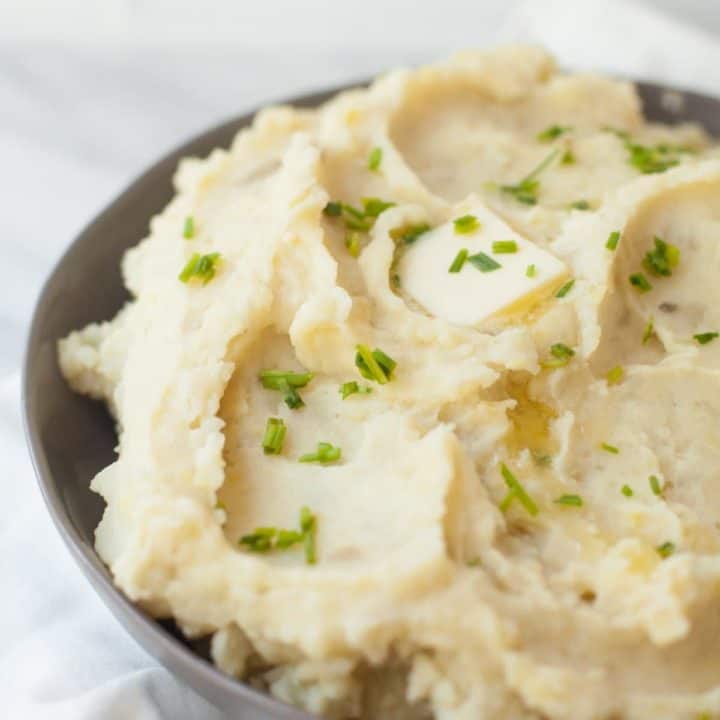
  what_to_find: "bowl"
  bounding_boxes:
[22,78,720,719]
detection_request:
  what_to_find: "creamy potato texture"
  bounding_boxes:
[59,47,720,719]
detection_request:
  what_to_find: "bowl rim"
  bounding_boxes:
[21,75,720,719]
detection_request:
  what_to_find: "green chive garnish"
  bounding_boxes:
[299,442,342,465]
[642,316,655,344]
[561,148,576,165]
[492,240,518,254]
[656,541,675,558]
[178,252,221,285]
[526,264,537,278]
[570,200,591,211]
[345,232,361,258]
[323,198,394,232]
[453,215,480,234]
[554,494,583,507]
[448,248,469,273]
[259,370,314,409]
[649,475,663,496]
[183,216,195,239]
[262,417,286,455]
[468,252,501,272]
[606,365,624,385]
[355,344,395,384]
[606,231,620,250]
[362,198,394,219]
[555,279,575,298]
[629,272,652,293]
[500,148,560,206]
[627,142,681,174]
[300,506,317,565]
[239,506,317,565]
[621,485,634,497]
[537,124,572,142]
[368,146,383,171]
[339,381,371,399]
[694,332,719,345]
[393,223,431,245]
[541,343,575,369]
[498,462,538,517]
[643,236,680,277]
[323,201,343,217]
[601,442,619,454]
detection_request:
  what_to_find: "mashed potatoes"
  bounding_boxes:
[59,46,720,719]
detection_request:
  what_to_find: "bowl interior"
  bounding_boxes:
[23,79,720,718]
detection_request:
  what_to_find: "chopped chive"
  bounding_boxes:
[362,197,395,217]
[392,223,431,245]
[541,342,575,369]
[275,528,304,549]
[642,316,655,344]
[551,343,575,360]
[694,332,719,345]
[448,248,469,273]
[466,557,481,567]
[323,201,343,217]
[554,494,583,507]
[239,507,317,564]
[570,200,591,211]
[178,252,221,285]
[629,272,652,293]
[261,417,286,455]
[649,475,663,496]
[621,484,634,497]
[299,441,342,465]
[606,231,620,250]
[344,215,373,232]
[561,148,576,165]
[342,203,366,220]
[355,344,395,384]
[643,236,680,277]
[537,124,572,142]
[323,198,394,232]
[627,142,681,174]
[526,264,537,278]
[656,541,675,558]
[453,214,480,234]
[183,216,195,239]
[606,365,624,385]
[345,232,361,258]
[300,506,317,565]
[368,146,383,171]
[532,451,552,467]
[238,527,276,553]
[492,240,518,254]
[500,148,561,206]
[498,462,538,517]
[468,252,501,272]
[339,381,372,399]
[555,279,575,298]
[259,369,313,410]
[601,442,619,454]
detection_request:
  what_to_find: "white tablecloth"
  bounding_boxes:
[4,1,720,717]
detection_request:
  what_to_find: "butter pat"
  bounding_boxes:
[398,204,569,326]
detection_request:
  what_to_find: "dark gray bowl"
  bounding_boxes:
[22,79,720,719]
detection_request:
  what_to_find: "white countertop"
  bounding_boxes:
[3,1,720,718]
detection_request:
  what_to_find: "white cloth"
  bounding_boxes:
[3,1,720,717]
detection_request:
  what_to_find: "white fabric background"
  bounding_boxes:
[3,1,720,717]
